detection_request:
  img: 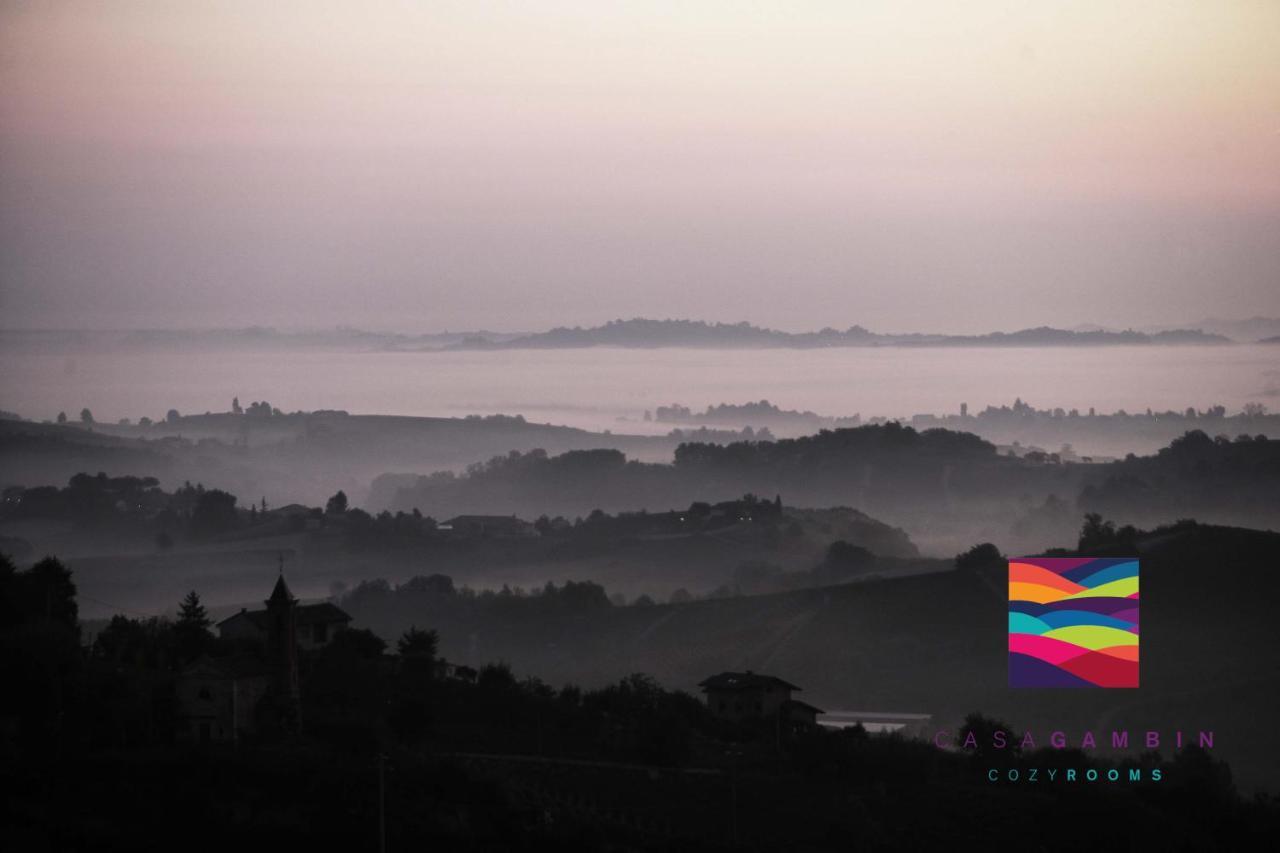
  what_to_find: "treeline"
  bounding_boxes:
[449,317,1232,350]
[1,473,250,546]
[0,549,709,764]
[1079,430,1279,524]
[386,422,1017,522]
[651,398,862,432]
[906,398,1277,460]
[382,424,1280,550]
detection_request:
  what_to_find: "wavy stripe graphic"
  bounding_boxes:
[1008,597,1137,617]
[1040,625,1138,650]
[1008,563,1086,594]
[1009,581,1078,604]
[1036,610,1136,631]
[1071,560,1138,589]
[1061,576,1140,601]
[1009,557,1139,688]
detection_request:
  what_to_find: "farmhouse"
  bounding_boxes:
[442,514,536,538]
[698,670,825,728]
[218,598,351,650]
[178,574,350,743]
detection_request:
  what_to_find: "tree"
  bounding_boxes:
[80,408,94,424]
[477,662,517,689]
[327,627,386,659]
[25,556,79,629]
[397,625,438,660]
[1078,513,1116,551]
[92,614,172,665]
[391,627,439,744]
[958,712,1020,759]
[823,541,875,574]
[188,489,238,538]
[232,396,243,415]
[56,411,67,424]
[955,542,1004,572]
[325,490,348,515]
[166,408,180,424]
[176,590,210,631]
[174,590,212,661]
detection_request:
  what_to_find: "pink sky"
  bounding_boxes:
[2,1,1277,332]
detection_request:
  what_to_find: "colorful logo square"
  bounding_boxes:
[1008,557,1139,688]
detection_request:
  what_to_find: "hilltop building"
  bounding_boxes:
[217,596,350,650]
[698,671,825,728]
[441,514,536,538]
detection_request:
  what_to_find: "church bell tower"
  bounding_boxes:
[264,564,300,729]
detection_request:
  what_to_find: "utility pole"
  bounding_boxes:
[730,764,739,847]
[378,752,387,853]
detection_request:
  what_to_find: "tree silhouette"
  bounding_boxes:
[327,627,386,659]
[24,556,79,628]
[188,489,238,538]
[174,590,212,661]
[177,590,210,631]
[955,542,1004,572]
[397,625,439,660]
[958,712,1020,759]
[80,408,94,424]
[325,490,348,515]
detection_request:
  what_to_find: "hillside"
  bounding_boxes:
[449,318,1231,350]
[380,425,1280,554]
[0,413,692,510]
[343,521,1280,790]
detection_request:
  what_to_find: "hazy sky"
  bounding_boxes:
[2,1,1278,333]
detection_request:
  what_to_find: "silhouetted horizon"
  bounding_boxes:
[5,315,1280,343]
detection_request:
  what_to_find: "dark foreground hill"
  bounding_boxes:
[344,521,1280,792]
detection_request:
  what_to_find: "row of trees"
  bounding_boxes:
[51,397,286,428]
[2,474,244,544]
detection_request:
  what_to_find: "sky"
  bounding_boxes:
[1,0,1278,334]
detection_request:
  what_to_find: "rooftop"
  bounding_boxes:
[217,601,351,630]
[697,671,802,693]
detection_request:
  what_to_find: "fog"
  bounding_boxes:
[2,338,1277,438]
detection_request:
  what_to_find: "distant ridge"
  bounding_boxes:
[447,318,1231,350]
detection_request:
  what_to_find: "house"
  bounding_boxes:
[175,655,269,744]
[179,573,347,743]
[218,600,351,650]
[442,514,536,538]
[698,671,825,728]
